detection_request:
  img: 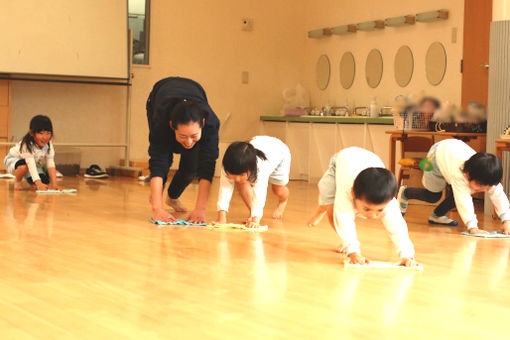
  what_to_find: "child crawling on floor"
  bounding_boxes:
[397,139,510,234]
[308,147,418,266]
[216,136,291,228]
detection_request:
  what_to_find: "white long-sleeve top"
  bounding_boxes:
[433,139,510,229]
[7,141,55,182]
[333,147,415,258]
[217,136,289,218]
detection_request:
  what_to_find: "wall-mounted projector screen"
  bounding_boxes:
[0,0,128,80]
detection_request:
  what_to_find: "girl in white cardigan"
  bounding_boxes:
[4,115,58,191]
[216,136,291,228]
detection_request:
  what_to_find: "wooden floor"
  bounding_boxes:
[0,176,509,339]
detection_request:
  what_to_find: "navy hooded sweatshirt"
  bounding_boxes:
[146,77,220,182]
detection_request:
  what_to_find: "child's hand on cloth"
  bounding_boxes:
[469,227,489,235]
[35,181,48,191]
[348,252,370,265]
[502,220,510,235]
[399,258,420,267]
[245,216,261,228]
[49,183,60,191]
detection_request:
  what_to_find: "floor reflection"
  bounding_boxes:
[1,190,57,242]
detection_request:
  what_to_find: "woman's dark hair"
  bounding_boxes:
[222,142,267,182]
[20,115,53,153]
[168,98,207,129]
[353,168,397,204]
[463,153,502,186]
[419,97,441,110]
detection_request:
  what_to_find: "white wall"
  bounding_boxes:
[128,0,307,161]
[9,0,466,169]
[302,0,464,110]
[10,0,306,168]
[10,81,126,168]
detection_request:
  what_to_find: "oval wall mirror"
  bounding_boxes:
[394,45,414,87]
[316,54,331,90]
[339,52,356,89]
[425,42,447,86]
[365,49,383,88]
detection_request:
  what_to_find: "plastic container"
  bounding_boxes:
[283,108,306,116]
[393,111,431,131]
[369,97,379,118]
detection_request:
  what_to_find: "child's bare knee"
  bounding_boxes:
[272,184,287,194]
[15,165,28,173]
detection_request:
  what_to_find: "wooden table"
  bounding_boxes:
[386,130,486,174]
[495,138,510,160]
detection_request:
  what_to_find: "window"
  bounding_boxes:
[128,0,150,65]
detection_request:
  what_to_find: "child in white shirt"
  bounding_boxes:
[398,139,510,234]
[216,136,291,228]
[4,115,58,191]
[308,147,418,266]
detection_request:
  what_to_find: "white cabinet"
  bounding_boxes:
[260,120,392,182]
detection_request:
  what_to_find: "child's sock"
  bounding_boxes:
[428,213,458,226]
[397,186,409,216]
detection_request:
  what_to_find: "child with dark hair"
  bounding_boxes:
[4,115,58,191]
[398,139,510,234]
[147,77,219,224]
[419,97,441,118]
[308,147,417,266]
[216,136,291,228]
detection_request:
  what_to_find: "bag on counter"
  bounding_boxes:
[280,84,310,116]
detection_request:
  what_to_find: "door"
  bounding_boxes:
[461,0,492,109]
[0,80,10,170]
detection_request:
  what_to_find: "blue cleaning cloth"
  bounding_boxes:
[461,231,510,238]
[149,217,207,226]
[36,189,77,194]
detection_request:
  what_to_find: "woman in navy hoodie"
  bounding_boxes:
[147,77,219,224]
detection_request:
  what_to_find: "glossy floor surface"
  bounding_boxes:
[0,177,508,339]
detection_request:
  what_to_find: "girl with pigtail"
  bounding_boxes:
[216,136,291,228]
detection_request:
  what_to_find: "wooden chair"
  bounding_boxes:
[397,136,434,187]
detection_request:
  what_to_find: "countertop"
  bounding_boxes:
[260,115,394,125]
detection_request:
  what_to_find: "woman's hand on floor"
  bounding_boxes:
[187,209,206,224]
[152,209,177,223]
